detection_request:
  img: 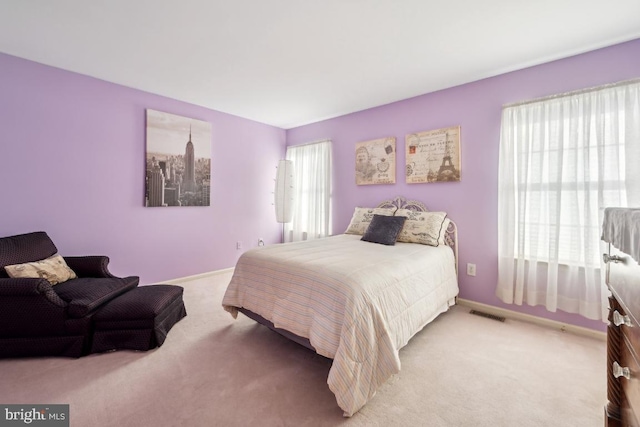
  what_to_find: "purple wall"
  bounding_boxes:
[286,38,640,331]
[0,53,286,284]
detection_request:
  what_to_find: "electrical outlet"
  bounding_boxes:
[236,241,242,250]
[467,263,476,276]
[258,238,265,247]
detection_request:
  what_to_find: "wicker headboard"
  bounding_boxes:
[376,196,458,275]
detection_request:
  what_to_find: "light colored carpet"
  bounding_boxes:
[0,271,606,426]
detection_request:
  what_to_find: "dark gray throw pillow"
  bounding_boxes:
[361,214,407,246]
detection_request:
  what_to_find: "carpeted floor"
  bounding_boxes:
[0,271,606,426]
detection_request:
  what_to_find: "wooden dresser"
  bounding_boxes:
[604,208,640,426]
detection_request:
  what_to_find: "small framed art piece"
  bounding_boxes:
[145,109,212,207]
[355,137,396,185]
[405,125,461,183]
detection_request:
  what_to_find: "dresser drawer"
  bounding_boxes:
[614,304,640,367]
[620,334,640,427]
[608,245,640,327]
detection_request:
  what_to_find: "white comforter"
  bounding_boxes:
[222,234,459,416]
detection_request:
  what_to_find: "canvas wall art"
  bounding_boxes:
[355,137,396,185]
[405,126,461,183]
[145,109,212,207]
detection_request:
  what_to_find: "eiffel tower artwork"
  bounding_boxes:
[436,132,460,182]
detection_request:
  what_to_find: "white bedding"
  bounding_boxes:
[222,234,459,416]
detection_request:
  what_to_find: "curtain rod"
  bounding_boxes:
[503,77,640,109]
[287,138,332,148]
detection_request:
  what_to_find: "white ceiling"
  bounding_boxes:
[1,1,639,129]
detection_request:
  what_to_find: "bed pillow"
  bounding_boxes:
[361,214,406,246]
[4,254,77,285]
[345,207,396,235]
[394,209,448,246]
[439,218,451,245]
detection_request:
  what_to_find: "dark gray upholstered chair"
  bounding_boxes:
[0,231,139,358]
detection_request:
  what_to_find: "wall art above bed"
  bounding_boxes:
[355,137,396,185]
[145,109,212,207]
[405,125,461,183]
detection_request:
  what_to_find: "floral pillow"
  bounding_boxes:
[4,254,77,285]
[394,209,448,246]
[345,207,396,235]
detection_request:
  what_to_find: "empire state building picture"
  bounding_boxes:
[145,109,212,207]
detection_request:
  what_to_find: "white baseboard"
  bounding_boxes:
[456,298,606,341]
[158,267,234,285]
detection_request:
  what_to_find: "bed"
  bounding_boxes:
[222,196,459,416]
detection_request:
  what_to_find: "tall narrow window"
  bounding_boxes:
[497,80,640,321]
[284,140,332,242]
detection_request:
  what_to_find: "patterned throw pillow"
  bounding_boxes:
[345,207,396,235]
[395,209,448,246]
[4,254,77,285]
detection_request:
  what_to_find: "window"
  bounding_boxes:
[497,80,640,321]
[284,140,332,242]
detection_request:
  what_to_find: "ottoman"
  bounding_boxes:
[90,285,186,353]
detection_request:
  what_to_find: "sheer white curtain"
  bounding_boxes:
[497,80,640,321]
[284,140,332,242]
